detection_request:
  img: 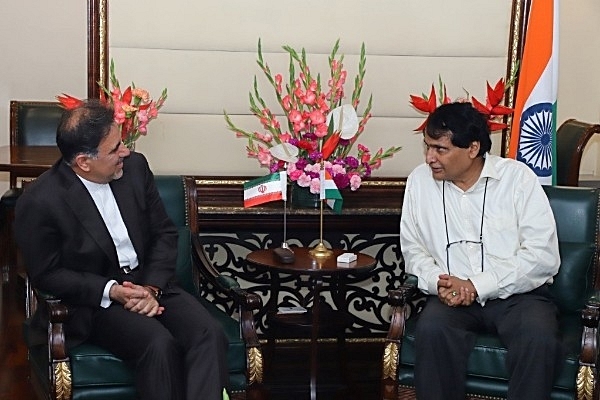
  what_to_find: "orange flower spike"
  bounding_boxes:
[56,93,84,110]
[409,85,437,113]
[488,121,509,131]
[486,78,506,107]
[490,104,514,116]
[121,86,133,105]
[321,132,341,160]
[470,96,490,116]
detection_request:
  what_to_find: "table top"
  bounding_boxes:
[246,247,377,276]
[0,145,60,171]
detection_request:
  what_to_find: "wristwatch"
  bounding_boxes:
[144,285,162,300]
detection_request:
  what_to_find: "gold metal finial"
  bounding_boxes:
[309,241,333,258]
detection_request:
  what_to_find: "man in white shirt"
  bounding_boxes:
[400,102,562,399]
[15,100,228,400]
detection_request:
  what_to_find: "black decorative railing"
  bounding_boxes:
[188,176,407,338]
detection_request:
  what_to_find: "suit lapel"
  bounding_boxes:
[60,166,118,266]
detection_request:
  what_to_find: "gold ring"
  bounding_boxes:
[452,291,457,296]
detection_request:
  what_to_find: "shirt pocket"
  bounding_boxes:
[483,215,518,258]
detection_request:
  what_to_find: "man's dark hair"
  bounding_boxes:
[425,102,492,157]
[56,99,115,165]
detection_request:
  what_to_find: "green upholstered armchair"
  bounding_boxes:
[23,175,265,400]
[381,185,600,400]
[556,119,600,187]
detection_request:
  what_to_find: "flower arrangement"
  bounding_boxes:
[57,59,168,150]
[224,39,401,192]
[409,75,514,132]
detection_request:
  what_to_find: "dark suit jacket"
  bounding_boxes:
[15,152,178,347]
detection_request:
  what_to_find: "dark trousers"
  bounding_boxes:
[89,285,229,400]
[414,286,562,400]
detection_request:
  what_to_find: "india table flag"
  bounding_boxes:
[508,0,559,186]
[320,170,343,214]
[243,171,287,208]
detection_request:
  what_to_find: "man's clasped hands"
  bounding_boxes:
[109,281,165,317]
[437,274,477,307]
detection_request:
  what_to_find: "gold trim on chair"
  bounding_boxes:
[577,365,595,400]
[382,342,398,381]
[247,347,264,385]
[53,361,72,400]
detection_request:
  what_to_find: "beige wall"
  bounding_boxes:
[1,1,599,191]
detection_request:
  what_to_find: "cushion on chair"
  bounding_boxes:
[399,315,580,400]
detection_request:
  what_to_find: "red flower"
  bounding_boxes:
[56,93,84,110]
[471,78,514,131]
[410,76,513,133]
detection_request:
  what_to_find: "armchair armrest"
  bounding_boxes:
[381,274,419,397]
[33,288,70,361]
[580,290,600,366]
[28,286,74,400]
[191,234,264,386]
[573,290,600,399]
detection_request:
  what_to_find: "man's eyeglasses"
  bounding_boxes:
[442,178,488,275]
[445,240,484,276]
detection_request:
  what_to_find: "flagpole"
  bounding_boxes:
[282,190,290,249]
[309,136,334,259]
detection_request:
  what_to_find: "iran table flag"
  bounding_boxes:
[243,171,287,208]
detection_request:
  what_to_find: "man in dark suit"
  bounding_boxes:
[15,99,228,400]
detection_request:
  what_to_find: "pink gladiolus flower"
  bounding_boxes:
[147,104,159,118]
[282,95,292,111]
[303,91,316,105]
[314,124,328,138]
[275,74,283,94]
[137,109,149,124]
[309,110,325,125]
[113,101,127,124]
[280,132,291,142]
[257,147,272,166]
[289,110,302,124]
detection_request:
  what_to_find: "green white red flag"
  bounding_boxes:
[243,172,287,208]
[508,0,559,186]
[320,170,343,214]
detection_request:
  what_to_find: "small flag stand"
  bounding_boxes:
[309,198,333,259]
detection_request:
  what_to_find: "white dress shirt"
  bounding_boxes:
[79,177,139,307]
[400,154,560,305]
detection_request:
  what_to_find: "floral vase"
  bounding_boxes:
[290,184,320,209]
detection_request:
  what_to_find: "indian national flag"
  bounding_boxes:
[508,0,559,186]
[243,171,287,208]
[320,170,343,214]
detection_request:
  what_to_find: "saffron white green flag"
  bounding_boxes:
[320,170,343,214]
[508,0,559,186]
[243,171,287,208]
